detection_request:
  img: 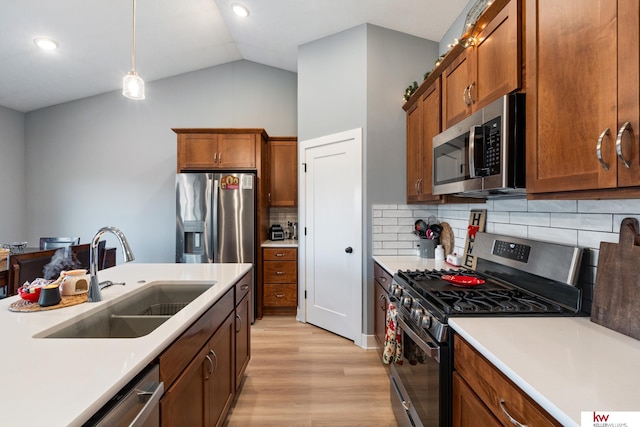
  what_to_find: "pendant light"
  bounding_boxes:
[122,0,145,99]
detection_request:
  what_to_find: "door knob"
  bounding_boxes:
[345,247,353,254]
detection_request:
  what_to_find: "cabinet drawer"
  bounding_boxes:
[263,248,297,261]
[235,271,251,305]
[263,261,297,283]
[374,262,392,289]
[454,336,561,427]
[264,283,297,307]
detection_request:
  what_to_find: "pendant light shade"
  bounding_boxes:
[123,0,145,100]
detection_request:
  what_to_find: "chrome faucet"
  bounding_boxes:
[87,226,135,302]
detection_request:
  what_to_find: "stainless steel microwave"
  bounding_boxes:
[432,93,526,197]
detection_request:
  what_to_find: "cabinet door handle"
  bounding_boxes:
[209,350,218,374]
[268,192,272,203]
[616,121,632,168]
[414,179,419,194]
[204,355,214,380]
[468,82,476,104]
[236,314,242,333]
[419,178,423,194]
[213,152,218,162]
[463,86,471,106]
[218,152,222,163]
[499,399,528,427]
[275,271,286,275]
[379,293,386,310]
[275,294,285,298]
[275,253,286,257]
[596,128,611,171]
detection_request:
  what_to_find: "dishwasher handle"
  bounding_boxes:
[130,381,164,427]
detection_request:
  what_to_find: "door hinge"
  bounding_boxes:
[302,162,307,172]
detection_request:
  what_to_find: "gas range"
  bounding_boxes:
[389,232,585,343]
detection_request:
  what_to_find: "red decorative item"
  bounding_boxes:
[467,225,480,239]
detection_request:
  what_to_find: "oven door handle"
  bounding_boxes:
[397,315,441,363]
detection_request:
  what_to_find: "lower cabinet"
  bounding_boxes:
[373,262,391,358]
[453,335,561,427]
[159,270,252,426]
[262,247,297,314]
[235,276,251,390]
[160,314,234,427]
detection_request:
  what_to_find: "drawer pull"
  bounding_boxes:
[275,294,285,298]
[275,271,286,275]
[378,276,387,283]
[499,399,528,427]
[240,284,249,291]
[401,400,410,411]
[275,253,286,257]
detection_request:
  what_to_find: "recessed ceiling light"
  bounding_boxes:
[34,37,59,50]
[231,3,250,17]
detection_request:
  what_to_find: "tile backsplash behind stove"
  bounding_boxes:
[372,199,640,311]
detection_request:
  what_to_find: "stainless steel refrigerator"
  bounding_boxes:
[176,172,256,319]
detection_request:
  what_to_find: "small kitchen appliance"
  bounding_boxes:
[387,232,584,427]
[432,93,526,197]
[269,224,285,241]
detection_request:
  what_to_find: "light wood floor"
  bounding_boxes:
[224,315,397,426]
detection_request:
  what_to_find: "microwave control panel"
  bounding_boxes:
[483,117,501,176]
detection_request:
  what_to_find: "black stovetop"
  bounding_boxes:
[395,266,577,321]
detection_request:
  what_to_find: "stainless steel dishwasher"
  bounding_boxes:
[83,364,164,427]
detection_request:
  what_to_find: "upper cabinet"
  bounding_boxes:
[526,0,640,197]
[443,0,522,129]
[268,137,298,207]
[406,78,443,203]
[174,129,268,172]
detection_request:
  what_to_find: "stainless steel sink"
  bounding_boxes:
[36,283,215,339]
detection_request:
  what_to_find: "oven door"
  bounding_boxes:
[389,311,450,427]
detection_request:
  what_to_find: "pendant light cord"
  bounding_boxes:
[131,0,137,72]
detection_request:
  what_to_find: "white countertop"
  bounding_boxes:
[261,239,299,248]
[373,255,640,426]
[0,262,252,427]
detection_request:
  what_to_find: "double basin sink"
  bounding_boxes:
[35,283,215,339]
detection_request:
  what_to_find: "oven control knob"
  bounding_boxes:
[411,307,423,322]
[402,296,412,308]
[421,315,432,329]
[393,286,403,297]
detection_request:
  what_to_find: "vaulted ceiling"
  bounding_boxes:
[0,0,468,112]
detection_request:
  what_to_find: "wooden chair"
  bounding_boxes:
[7,249,58,296]
[71,241,106,272]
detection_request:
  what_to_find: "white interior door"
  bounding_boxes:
[298,128,362,344]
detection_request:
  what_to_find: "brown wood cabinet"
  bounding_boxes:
[525,0,640,198]
[262,247,297,314]
[406,78,443,203]
[234,274,251,390]
[269,137,298,207]
[160,271,252,426]
[373,262,391,358]
[174,128,268,172]
[453,335,561,427]
[442,0,521,130]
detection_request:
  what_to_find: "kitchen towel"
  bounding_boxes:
[382,302,403,364]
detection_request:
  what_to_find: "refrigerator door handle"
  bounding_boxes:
[212,177,219,263]
[203,174,213,263]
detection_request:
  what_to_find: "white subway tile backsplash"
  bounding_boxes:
[578,230,620,250]
[550,213,612,231]
[527,226,577,245]
[369,198,640,304]
[528,200,577,213]
[510,211,550,227]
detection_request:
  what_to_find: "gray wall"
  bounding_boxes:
[439,1,475,54]
[22,60,297,262]
[0,106,26,242]
[298,24,438,336]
